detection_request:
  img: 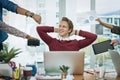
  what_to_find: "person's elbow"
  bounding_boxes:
[36,26,40,33]
[36,26,43,33]
[95,34,97,39]
[92,34,97,41]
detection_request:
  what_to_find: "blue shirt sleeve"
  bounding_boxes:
[0,0,18,13]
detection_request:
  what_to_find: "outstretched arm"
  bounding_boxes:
[1,0,41,24]
[111,39,119,46]
[96,18,120,35]
[0,21,37,40]
[17,7,41,24]
[96,18,113,29]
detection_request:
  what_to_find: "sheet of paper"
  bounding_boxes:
[76,11,98,26]
[35,74,74,80]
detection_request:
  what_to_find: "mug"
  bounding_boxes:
[26,65,37,76]
[23,67,32,77]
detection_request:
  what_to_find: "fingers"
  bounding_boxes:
[26,35,38,40]
[33,14,42,24]
[95,18,100,22]
[110,40,119,46]
[37,16,42,24]
[28,37,39,41]
[35,16,41,24]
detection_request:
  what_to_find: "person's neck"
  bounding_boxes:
[61,36,69,38]
[61,34,69,38]
[58,35,70,41]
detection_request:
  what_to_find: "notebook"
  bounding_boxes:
[92,39,114,55]
[108,50,120,76]
[44,51,85,76]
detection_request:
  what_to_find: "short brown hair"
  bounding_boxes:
[61,17,74,34]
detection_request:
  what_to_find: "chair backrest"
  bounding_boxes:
[108,49,120,76]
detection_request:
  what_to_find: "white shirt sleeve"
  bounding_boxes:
[117,38,120,44]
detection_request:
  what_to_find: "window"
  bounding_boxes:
[96,0,120,69]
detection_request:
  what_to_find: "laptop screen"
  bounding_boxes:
[44,51,84,75]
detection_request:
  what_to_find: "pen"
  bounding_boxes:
[84,71,94,75]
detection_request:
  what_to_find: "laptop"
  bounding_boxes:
[108,49,120,76]
[44,51,85,76]
[92,39,114,55]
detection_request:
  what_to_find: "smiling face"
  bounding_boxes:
[58,17,73,38]
[59,21,71,38]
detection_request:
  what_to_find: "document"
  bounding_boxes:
[35,74,61,80]
[76,11,98,26]
[35,74,74,80]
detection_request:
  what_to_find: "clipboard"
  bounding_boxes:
[27,39,40,46]
[92,39,114,55]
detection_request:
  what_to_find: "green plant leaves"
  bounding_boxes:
[59,65,69,73]
[0,44,22,63]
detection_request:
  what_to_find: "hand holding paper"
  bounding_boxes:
[76,11,98,26]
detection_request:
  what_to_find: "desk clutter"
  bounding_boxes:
[35,74,74,80]
[0,63,37,80]
[35,66,74,80]
[0,75,12,80]
[84,69,117,79]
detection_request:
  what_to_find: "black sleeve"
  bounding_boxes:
[111,25,120,35]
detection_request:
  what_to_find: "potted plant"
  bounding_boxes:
[0,44,22,63]
[59,65,70,79]
[0,44,22,77]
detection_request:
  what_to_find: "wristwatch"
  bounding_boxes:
[29,12,34,17]
[25,11,34,17]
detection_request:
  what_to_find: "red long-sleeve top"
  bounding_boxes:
[36,26,97,51]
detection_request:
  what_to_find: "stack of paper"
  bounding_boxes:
[35,75,61,80]
[76,10,98,26]
[35,74,74,80]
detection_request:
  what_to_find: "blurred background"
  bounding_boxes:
[3,0,120,71]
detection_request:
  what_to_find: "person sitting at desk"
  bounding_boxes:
[96,18,120,46]
[36,17,97,51]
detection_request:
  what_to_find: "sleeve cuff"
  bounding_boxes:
[117,38,120,44]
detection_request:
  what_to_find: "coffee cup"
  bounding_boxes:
[23,67,32,77]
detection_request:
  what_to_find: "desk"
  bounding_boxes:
[74,72,120,80]
[34,72,120,80]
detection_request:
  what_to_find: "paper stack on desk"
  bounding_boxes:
[35,75,61,80]
[35,74,74,80]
